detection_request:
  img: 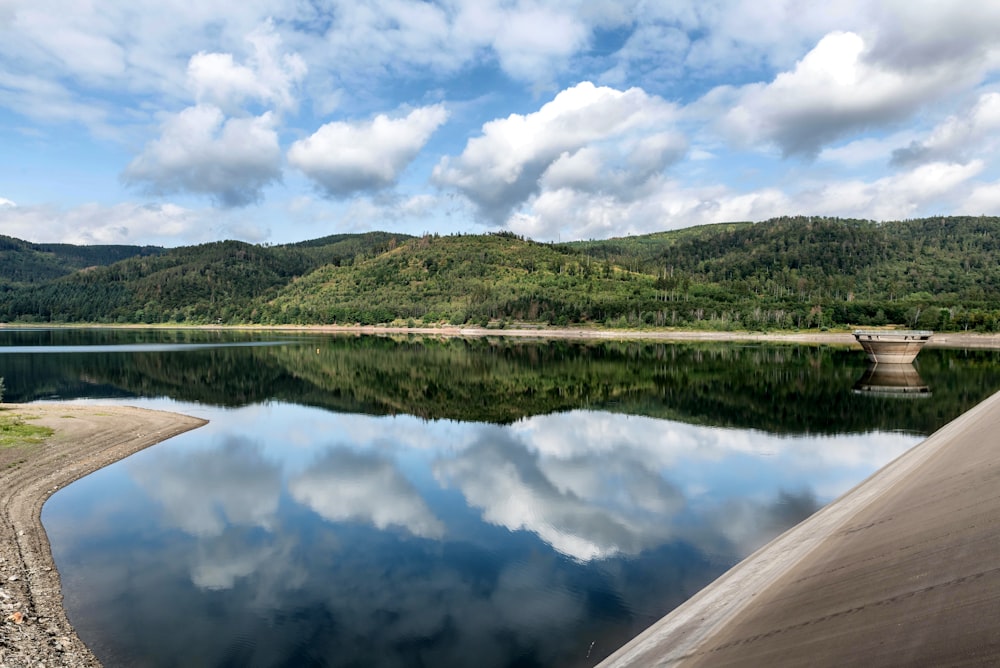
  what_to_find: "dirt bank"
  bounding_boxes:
[0,404,207,668]
[217,323,1000,349]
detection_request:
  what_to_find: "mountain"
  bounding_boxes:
[0,234,163,286]
[1,217,998,331]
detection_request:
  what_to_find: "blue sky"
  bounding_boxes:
[2,1,999,247]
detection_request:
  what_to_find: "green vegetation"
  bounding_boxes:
[1,216,999,330]
[0,234,163,287]
[3,332,998,435]
[0,412,53,449]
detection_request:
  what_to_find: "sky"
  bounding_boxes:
[1,1,1000,247]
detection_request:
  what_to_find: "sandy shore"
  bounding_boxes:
[199,323,1000,349]
[598,388,1000,666]
[0,404,207,668]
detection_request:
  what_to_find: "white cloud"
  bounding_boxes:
[123,104,282,206]
[289,104,448,197]
[0,70,113,133]
[507,157,986,242]
[4,1,1000,245]
[819,131,918,167]
[187,20,306,113]
[799,160,985,220]
[433,81,680,222]
[716,31,965,156]
[0,197,15,208]
[891,92,1000,166]
[489,4,590,81]
[0,200,219,245]
[961,179,1000,214]
[866,0,1000,72]
[311,0,593,85]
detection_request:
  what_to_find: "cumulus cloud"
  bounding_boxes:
[961,178,1000,214]
[866,0,1000,72]
[487,4,590,81]
[123,104,282,206]
[507,157,985,241]
[116,20,305,207]
[0,197,15,207]
[891,92,1000,167]
[433,81,681,223]
[187,21,306,113]
[716,31,964,157]
[798,160,984,220]
[288,104,448,197]
[289,448,445,539]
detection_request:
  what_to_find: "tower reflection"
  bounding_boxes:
[852,363,930,397]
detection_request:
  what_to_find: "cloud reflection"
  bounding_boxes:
[435,411,917,562]
[435,429,681,561]
[130,436,281,538]
[289,447,445,539]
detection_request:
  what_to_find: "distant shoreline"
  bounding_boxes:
[262,325,1000,349]
[6,322,999,349]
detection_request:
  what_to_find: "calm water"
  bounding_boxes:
[2,328,999,667]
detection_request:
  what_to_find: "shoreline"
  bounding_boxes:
[8,322,1000,349]
[0,404,207,668]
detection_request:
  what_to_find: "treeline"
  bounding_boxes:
[1,216,999,331]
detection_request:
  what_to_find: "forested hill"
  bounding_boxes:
[1,216,999,331]
[0,234,164,286]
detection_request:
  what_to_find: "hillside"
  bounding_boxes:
[263,232,652,326]
[0,232,409,323]
[0,234,163,286]
[0,217,998,331]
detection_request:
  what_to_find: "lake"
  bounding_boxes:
[3,328,999,667]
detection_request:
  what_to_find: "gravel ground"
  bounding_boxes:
[0,404,207,668]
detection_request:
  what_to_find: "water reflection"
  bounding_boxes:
[6,329,1000,435]
[131,437,281,537]
[853,363,931,397]
[290,448,445,539]
[44,403,924,667]
[434,428,682,561]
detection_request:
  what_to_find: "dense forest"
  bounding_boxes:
[1,216,999,331]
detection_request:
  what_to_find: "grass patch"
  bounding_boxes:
[0,413,54,449]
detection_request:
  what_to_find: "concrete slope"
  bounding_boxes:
[599,389,1000,667]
